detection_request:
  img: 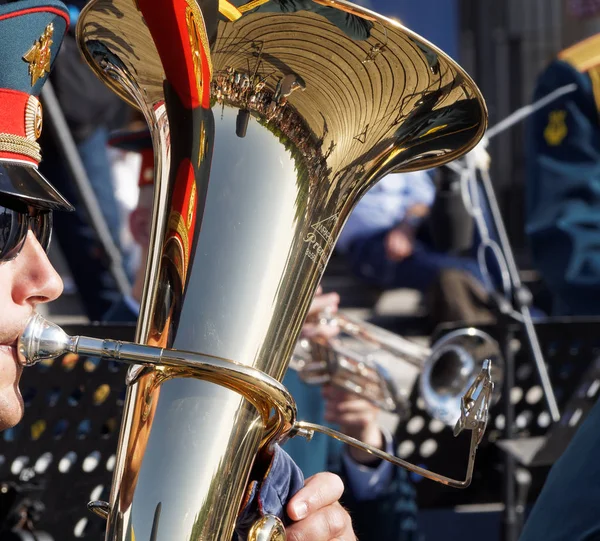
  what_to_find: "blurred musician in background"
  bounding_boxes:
[526,33,600,317]
[336,169,498,328]
[519,32,600,541]
[38,0,134,321]
[105,128,419,541]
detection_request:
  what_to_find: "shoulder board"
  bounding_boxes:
[559,33,600,72]
[587,65,600,114]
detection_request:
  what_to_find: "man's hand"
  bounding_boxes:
[384,224,415,262]
[286,472,356,541]
[384,202,430,262]
[322,384,384,465]
[301,286,340,339]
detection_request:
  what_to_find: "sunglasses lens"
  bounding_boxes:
[0,205,27,261]
[31,212,52,253]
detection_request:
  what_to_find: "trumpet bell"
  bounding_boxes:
[292,314,502,427]
[421,328,503,426]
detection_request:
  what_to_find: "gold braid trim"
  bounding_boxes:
[0,133,41,162]
[237,0,271,13]
[185,0,213,94]
[219,0,242,20]
[588,66,600,118]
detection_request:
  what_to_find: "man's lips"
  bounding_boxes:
[0,339,19,355]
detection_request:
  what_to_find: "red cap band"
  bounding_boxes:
[0,89,42,165]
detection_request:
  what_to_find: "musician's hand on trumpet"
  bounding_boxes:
[304,286,387,465]
[301,286,340,340]
[286,472,356,541]
[293,287,405,415]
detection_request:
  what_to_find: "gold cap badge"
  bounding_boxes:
[25,96,43,141]
[23,23,54,86]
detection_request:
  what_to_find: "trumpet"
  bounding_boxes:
[292,310,503,425]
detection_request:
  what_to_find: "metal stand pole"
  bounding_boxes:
[446,83,575,541]
[473,169,557,541]
[468,168,558,541]
[515,467,532,534]
[478,168,560,422]
[500,319,518,541]
[40,82,131,298]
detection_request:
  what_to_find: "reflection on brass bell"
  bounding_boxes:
[236,109,250,138]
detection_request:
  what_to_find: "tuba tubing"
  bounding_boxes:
[20,313,493,490]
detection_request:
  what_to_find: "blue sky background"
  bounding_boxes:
[353,0,460,60]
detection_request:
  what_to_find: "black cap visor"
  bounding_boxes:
[0,160,74,212]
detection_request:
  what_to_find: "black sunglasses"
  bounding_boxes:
[0,203,52,263]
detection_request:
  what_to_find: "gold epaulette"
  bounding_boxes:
[559,33,600,72]
[218,0,270,19]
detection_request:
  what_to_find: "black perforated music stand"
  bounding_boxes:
[498,350,600,468]
[394,317,600,509]
[0,323,135,540]
[4,319,600,538]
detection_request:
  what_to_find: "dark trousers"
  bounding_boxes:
[345,227,486,294]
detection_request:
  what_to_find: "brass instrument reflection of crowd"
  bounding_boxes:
[211,66,332,184]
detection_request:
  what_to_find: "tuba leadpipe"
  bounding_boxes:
[73,0,488,539]
[19,312,493,488]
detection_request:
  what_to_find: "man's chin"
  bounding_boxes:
[0,417,22,432]
[0,391,24,432]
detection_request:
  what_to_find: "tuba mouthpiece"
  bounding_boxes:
[18,313,75,367]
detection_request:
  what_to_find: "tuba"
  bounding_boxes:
[63,0,488,539]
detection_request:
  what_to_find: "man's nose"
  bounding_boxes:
[12,231,64,306]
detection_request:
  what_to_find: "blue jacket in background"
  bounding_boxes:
[526,34,600,316]
[521,33,600,541]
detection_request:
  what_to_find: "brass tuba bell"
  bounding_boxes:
[71,0,488,539]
